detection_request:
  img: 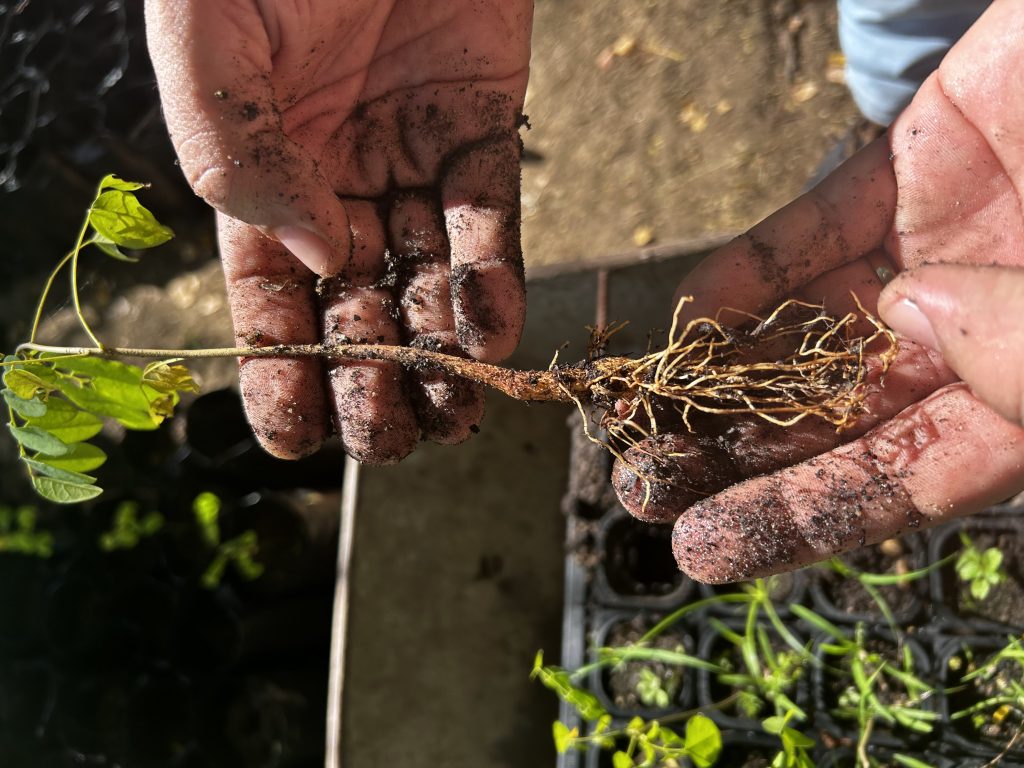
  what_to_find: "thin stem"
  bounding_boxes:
[12,342,584,404]
[70,236,103,348]
[28,250,76,343]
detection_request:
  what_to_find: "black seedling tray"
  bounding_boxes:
[557,420,1024,768]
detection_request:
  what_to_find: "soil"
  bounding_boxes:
[817,539,922,621]
[523,0,858,270]
[941,528,1024,627]
[603,616,692,712]
[602,514,687,596]
[715,742,777,768]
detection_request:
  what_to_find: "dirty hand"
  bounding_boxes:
[613,0,1024,583]
[145,0,531,462]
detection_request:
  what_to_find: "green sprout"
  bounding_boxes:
[635,667,671,709]
[951,636,1024,755]
[99,500,164,551]
[0,505,53,557]
[762,709,815,768]
[192,492,264,589]
[795,609,938,767]
[532,651,722,767]
[956,531,1008,602]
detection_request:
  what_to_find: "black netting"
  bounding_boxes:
[0,0,131,192]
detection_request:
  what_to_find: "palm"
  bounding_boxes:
[147,0,532,463]
[612,0,1024,583]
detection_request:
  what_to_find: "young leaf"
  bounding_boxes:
[92,232,139,262]
[142,361,199,395]
[612,752,632,768]
[33,442,106,473]
[89,189,174,249]
[552,721,576,754]
[9,425,70,456]
[3,368,57,400]
[684,714,722,768]
[31,475,103,504]
[98,174,147,192]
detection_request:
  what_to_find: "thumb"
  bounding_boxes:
[878,263,1024,425]
[145,0,350,276]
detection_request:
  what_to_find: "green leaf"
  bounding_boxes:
[3,368,57,400]
[23,458,97,486]
[34,442,106,473]
[893,754,936,768]
[45,355,179,429]
[684,714,722,768]
[982,548,1004,572]
[89,189,174,249]
[552,721,575,754]
[762,716,785,735]
[612,752,632,768]
[783,727,815,749]
[98,174,147,192]
[2,389,47,418]
[91,232,139,262]
[9,425,70,456]
[25,399,103,442]
[142,360,199,395]
[31,475,103,504]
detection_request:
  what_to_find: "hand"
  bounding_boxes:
[612,0,1024,583]
[145,0,532,462]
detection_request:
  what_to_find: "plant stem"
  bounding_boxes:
[70,236,103,348]
[14,342,589,404]
[28,250,75,343]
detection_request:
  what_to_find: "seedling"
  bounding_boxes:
[192,491,264,589]
[794,608,938,768]
[3,176,897,505]
[762,709,815,768]
[818,551,954,635]
[0,504,52,557]
[98,500,164,551]
[635,666,672,709]
[532,651,723,767]
[955,530,1008,602]
[950,636,1024,758]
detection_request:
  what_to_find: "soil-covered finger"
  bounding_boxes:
[612,434,738,524]
[390,193,486,443]
[443,136,526,362]
[612,337,956,523]
[673,383,1024,584]
[320,281,418,464]
[219,217,329,458]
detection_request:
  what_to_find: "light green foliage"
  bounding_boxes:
[192,493,265,589]
[636,667,670,709]
[2,176,195,504]
[763,710,815,768]
[951,636,1024,739]
[956,531,1008,601]
[531,652,721,766]
[99,500,164,551]
[0,505,53,557]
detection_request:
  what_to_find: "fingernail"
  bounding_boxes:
[272,225,333,275]
[883,297,940,350]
